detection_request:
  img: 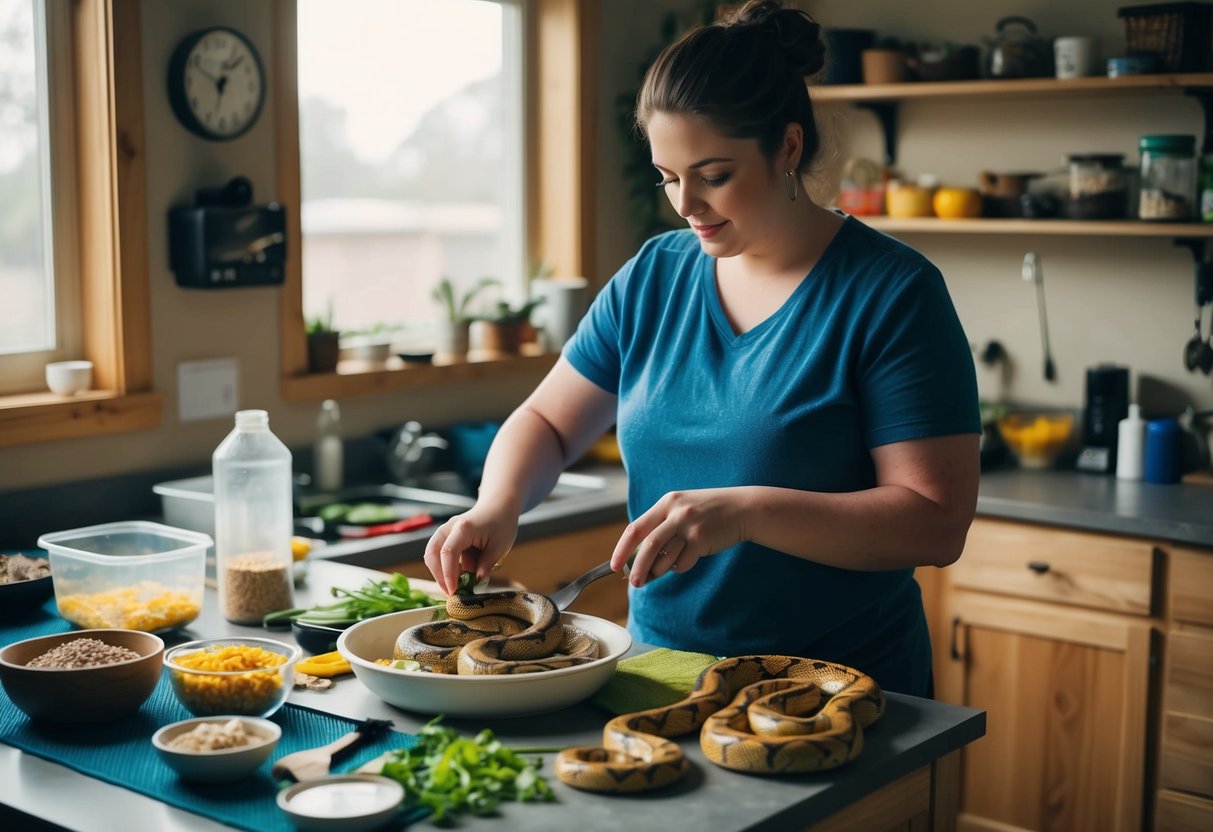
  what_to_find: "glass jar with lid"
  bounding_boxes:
[1138,134,1196,221]
[1065,153,1128,219]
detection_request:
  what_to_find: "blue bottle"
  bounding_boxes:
[1143,418,1182,485]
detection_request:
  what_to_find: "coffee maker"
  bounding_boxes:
[1075,364,1130,473]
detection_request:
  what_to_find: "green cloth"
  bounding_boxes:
[592,648,720,714]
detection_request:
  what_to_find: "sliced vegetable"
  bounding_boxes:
[295,650,353,678]
[262,573,443,629]
[378,717,558,824]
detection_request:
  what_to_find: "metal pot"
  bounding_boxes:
[985,16,1054,79]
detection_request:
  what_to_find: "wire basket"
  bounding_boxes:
[1118,2,1213,72]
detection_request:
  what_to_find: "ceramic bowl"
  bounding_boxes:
[164,637,301,718]
[0,550,54,621]
[293,620,348,655]
[152,716,281,783]
[997,411,1077,469]
[337,608,632,717]
[277,774,404,832]
[0,629,164,724]
[45,360,93,395]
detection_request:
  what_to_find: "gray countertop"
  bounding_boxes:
[0,561,984,832]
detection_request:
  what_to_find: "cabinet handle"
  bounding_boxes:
[950,616,962,661]
[1027,561,1051,574]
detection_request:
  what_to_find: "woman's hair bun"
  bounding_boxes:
[725,0,825,79]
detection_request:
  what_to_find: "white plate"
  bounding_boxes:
[277,774,404,832]
[337,608,631,717]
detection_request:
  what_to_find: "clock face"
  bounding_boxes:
[169,28,265,141]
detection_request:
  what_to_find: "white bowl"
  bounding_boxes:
[45,360,93,395]
[152,716,281,783]
[277,774,404,832]
[337,608,632,717]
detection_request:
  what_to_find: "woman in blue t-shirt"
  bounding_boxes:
[423,0,981,696]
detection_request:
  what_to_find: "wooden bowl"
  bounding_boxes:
[0,629,164,724]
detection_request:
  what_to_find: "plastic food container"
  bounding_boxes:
[1065,154,1129,219]
[1138,134,1197,220]
[37,521,211,632]
[152,476,216,537]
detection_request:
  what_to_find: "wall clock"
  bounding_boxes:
[167,27,265,141]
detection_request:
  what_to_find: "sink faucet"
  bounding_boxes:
[386,421,449,485]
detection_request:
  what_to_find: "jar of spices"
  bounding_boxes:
[1065,153,1128,219]
[1138,134,1196,221]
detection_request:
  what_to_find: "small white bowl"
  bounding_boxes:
[45,360,93,395]
[277,774,404,832]
[152,715,281,783]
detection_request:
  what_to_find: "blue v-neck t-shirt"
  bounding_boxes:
[563,219,980,695]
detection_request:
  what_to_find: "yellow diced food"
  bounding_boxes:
[56,581,201,631]
[170,645,288,715]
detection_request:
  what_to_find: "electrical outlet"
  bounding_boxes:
[177,358,239,422]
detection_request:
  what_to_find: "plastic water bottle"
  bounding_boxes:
[1116,403,1146,481]
[213,409,295,623]
[314,399,343,492]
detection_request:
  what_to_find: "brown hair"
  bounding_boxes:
[636,0,826,171]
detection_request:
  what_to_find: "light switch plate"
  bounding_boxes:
[177,358,239,422]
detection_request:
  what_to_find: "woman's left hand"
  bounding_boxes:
[610,487,749,586]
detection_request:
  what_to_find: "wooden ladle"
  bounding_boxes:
[271,718,394,782]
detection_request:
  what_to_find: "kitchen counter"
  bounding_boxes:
[0,561,984,832]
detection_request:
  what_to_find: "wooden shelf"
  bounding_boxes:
[861,218,1213,237]
[812,73,1213,103]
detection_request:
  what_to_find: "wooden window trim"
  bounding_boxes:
[275,0,597,402]
[0,0,160,448]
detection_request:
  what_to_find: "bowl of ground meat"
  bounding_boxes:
[0,629,164,724]
[0,551,54,620]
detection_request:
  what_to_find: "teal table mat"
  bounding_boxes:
[0,598,419,831]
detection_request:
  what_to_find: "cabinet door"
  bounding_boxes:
[940,590,1155,832]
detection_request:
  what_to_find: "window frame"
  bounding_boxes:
[0,0,160,448]
[274,0,597,402]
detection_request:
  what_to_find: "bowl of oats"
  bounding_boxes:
[152,716,282,783]
[0,629,164,724]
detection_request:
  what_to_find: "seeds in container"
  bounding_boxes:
[222,554,293,624]
[27,637,140,668]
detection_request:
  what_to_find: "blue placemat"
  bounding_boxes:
[1,599,418,832]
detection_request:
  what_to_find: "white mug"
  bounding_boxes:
[531,276,589,349]
[45,360,93,395]
[1054,36,1097,79]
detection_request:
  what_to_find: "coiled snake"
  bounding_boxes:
[555,654,885,793]
[393,589,599,675]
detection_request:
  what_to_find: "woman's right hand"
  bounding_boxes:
[422,506,519,596]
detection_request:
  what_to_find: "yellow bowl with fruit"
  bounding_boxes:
[996,412,1076,469]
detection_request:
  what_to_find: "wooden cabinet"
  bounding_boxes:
[391,521,630,624]
[918,517,1161,832]
[1157,548,1213,831]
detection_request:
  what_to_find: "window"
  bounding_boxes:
[296,0,526,346]
[0,0,158,447]
[0,0,81,395]
[276,0,597,399]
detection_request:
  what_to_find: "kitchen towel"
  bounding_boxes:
[591,648,719,714]
[0,599,416,832]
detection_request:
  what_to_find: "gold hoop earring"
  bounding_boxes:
[784,170,799,201]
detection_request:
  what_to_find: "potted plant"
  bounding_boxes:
[473,296,546,355]
[431,276,499,358]
[305,304,340,373]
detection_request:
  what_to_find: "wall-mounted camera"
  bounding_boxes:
[168,176,286,289]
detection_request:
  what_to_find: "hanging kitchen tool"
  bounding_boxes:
[1184,301,1213,374]
[1022,252,1056,382]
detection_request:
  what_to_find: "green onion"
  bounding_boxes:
[378,717,557,824]
[261,573,443,629]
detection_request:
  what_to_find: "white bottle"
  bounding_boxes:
[1116,403,1146,481]
[314,399,343,492]
[213,409,295,623]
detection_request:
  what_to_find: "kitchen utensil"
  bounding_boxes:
[270,718,394,782]
[336,511,442,540]
[985,16,1054,79]
[1184,302,1213,373]
[1022,252,1056,381]
[548,559,618,612]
